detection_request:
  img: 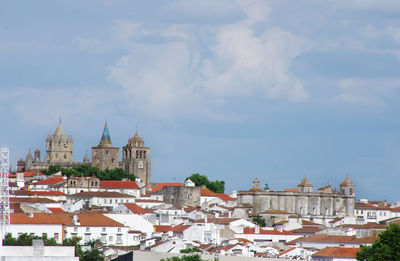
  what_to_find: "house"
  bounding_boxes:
[105,213,154,244]
[28,176,66,191]
[290,235,377,249]
[235,227,301,244]
[9,213,129,246]
[64,191,135,211]
[100,180,141,197]
[278,247,315,259]
[312,247,360,261]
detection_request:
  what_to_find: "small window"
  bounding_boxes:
[109,236,113,242]
[86,227,90,232]
[74,227,78,232]
[54,233,59,241]
[102,228,106,233]
[118,228,122,232]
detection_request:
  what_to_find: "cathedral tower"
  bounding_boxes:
[44,120,74,163]
[91,122,119,171]
[122,130,151,184]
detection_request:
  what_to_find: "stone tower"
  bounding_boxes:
[340,176,355,197]
[122,130,151,184]
[91,122,119,171]
[297,177,313,193]
[25,149,33,170]
[44,120,74,163]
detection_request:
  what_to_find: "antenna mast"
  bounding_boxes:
[0,146,10,250]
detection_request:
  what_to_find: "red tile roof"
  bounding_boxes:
[193,218,239,225]
[154,224,191,233]
[284,188,298,192]
[216,193,236,201]
[70,191,133,198]
[151,183,183,192]
[13,190,67,196]
[9,171,43,178]
[242,227,298,236]
[10,213,124,227]
[48,207,65,213]
[293,235,377,244]
[31,177,65,185]
[201,188,218,197]
[10,197,56,203]
[101,180,139,189]
[312,247,360,258]
[123,203,151,215]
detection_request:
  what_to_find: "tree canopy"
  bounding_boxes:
[357,224,400,261]
[41,164,135,181]
[4,234,104,261]
[161,254,206,261]
[186,173,225,193]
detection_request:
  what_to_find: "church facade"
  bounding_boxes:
[234,177,355,224]
[18,121,152,184]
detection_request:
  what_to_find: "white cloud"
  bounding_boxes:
[8,87,120,128]
[334,0,400,12]
[336,78,400,105]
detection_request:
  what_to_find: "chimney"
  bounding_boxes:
[255,225,260,234]
[28,213,34,218]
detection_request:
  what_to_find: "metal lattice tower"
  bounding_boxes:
[0,147,10,245]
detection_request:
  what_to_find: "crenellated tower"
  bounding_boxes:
[44,120,74,163]
[122,130,151,184]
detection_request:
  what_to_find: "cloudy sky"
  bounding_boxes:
[2,0,400,201]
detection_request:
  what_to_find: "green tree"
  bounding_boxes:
[81,248,104,261]
[252,217,266,227]
[41,164,135,181]
[186,173,225,193]
[357,224,400,261]
[161,254,206,261]
[63,236,83,257]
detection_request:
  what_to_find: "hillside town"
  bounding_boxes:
[1,122,400,260]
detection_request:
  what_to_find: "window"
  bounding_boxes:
[106,150,109,155]
[102,228,106,233]
[104,199,107,204]
[54,233,59,241]
[109,236,113,242]
[118,228,122,233]
[64,154,67,159]
[86,227,90,232]
[74,227,78,232]
[101,234,106,244]
[116,235,122,244]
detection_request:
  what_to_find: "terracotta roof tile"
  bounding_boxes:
[242,227,298,236]
[10,213,124,227]
[70,191,133,198]
[100,180,139,189]
[48,207,65,213]
[216,193,236,201]
[13,190,67,196]
[201,188,218,197]
[123,203,151,215]
[31,177,65,185]
[9,171,43,178]
[193,217,239,225]
[151,183,183,192]
[312,247,360,258]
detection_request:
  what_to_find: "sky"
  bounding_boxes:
[2,0,400,201]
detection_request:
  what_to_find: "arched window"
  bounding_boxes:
[136,150,138,158]
[143,151,146,159]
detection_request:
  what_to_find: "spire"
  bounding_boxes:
[83,151,90,162]
[98,121,112,147]
[53,121,66,138]
[298,177,313,187]
[340,176,354,187]
[26,149,33,161]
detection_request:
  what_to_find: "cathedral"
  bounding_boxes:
[18,121,152,184]
[234,177,356,225]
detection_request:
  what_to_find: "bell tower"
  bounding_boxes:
[91,122,120,171]
[122,130,151,184]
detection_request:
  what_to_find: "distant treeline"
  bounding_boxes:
[41,164,135,181]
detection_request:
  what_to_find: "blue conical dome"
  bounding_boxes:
[98,122,112,147]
